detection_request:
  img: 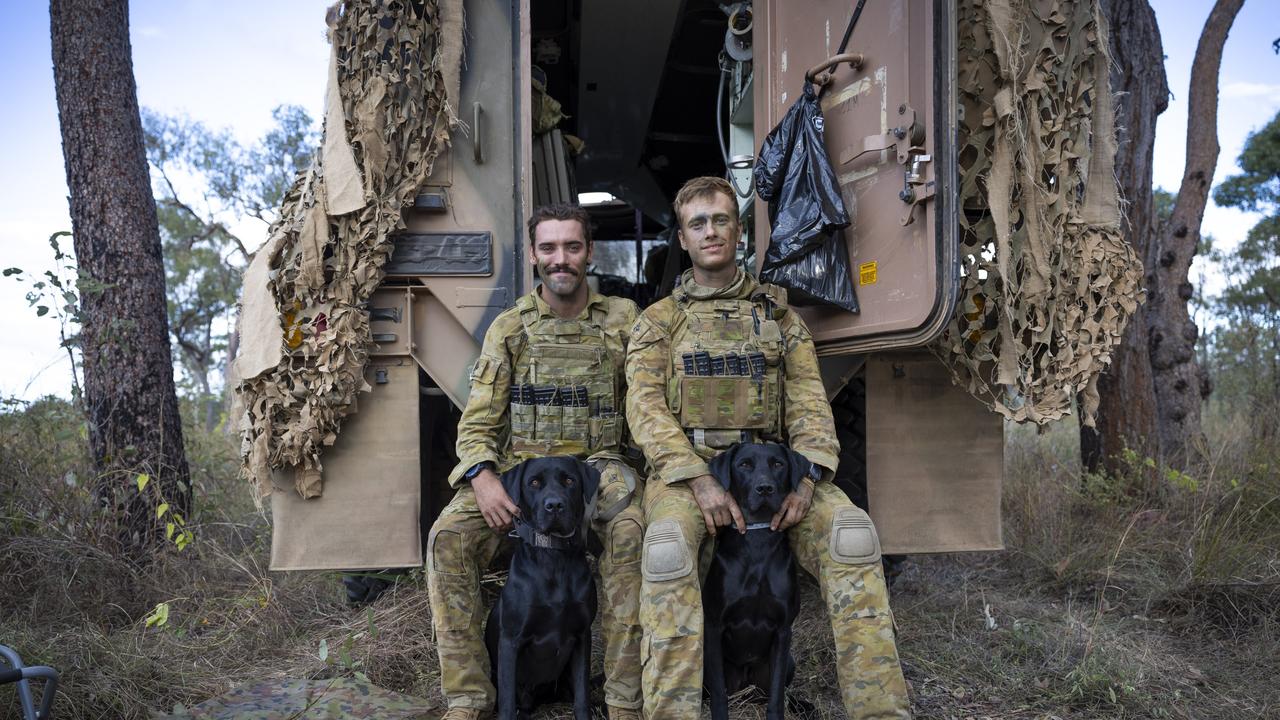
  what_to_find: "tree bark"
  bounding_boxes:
[1147,0,1244,467]
[51,0,191,555]
[1081,0,1168,475]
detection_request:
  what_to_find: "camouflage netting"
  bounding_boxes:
[934,0,1144,425]
[237,0,455,500]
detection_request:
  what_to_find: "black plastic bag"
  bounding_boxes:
[753,84,859,313]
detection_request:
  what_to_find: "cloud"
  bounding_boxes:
[134,25,163,38]
[1220,81,1280,99]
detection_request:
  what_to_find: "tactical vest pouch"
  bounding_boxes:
[589,412,624,451]
[510,401,536,441]
[562,402,589,443]
[534,399,562,441]
[678,375,769,430]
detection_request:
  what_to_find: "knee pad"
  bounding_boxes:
[642,519,693,581]
[829,506,881,565]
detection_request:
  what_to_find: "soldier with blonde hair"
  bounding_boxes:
[626,177,910,719]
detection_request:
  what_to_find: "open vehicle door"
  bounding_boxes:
[753,0,958,354]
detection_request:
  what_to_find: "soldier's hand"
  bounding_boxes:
[771,478,814,532]
[689,474,746,537]
[472,469,520,532]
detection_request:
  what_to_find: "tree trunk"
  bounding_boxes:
[1147,0,1244,467]
[51,0,191,555]
[1081,0,1168,475]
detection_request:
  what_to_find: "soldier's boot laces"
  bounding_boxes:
[607,706,642,720]
[441,708,487,720]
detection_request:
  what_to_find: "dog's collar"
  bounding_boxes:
[510,517,580,549]
[743,522,774,532]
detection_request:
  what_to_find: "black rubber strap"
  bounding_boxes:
[0,668,22,684]
[837,0,868,55]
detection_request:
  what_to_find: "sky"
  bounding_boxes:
[0,0,1277,400]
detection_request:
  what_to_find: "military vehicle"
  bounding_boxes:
[248,0,1130,577]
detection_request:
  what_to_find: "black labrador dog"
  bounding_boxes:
[704,442,809,720]
[484,456,600,720]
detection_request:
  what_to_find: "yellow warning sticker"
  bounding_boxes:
[859,261,878,286]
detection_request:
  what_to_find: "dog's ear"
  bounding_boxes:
[708,443,741,490]
[500,461,525,512]
[576,459,601,506]
[785,447,811,494]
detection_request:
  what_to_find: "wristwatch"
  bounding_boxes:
[805,461,822,485]
[463,461,496,481]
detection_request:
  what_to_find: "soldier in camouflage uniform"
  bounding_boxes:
[626,177,911,719]
[426,204,645,720]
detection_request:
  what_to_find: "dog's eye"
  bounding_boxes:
[738,460,753,469]
[562,475,575,487]
[530,478,542,488]
[769,459,784,469]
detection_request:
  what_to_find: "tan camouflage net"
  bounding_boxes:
[237,0,455,500]
[934,0,1144,425]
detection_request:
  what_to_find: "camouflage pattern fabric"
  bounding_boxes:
[426,475,644,712]
[936,0,1142,425]
[449,290,639,487]
[236,0,456,500]
[625,270,839,485]
[158,678,438,719]
[626,269,909,719]
[430,289,644,712]
[639,482,908,719]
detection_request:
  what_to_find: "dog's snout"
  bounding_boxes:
[544,497,565,513]
[754,483,776,496]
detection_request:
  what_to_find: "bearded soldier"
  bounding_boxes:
[625,177,910,719]
[427,203,644,720]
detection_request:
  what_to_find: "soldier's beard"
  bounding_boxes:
[539,264,583,298]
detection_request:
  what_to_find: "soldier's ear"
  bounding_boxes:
[500,462,525,512]
[709,443,741,491]
[576,459,601,508]
[785,447,810,493]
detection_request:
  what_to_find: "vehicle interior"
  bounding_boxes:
[528,0,756,306]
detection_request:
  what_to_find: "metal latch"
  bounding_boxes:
[899,153,934,226]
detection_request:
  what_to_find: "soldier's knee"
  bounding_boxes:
[427,526,470,576]
[829,506,882,565]
[641,518,694,582]
[606,512,644,567]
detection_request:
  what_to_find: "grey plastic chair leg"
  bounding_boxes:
[0,645,59,720]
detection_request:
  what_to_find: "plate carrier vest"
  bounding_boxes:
[507,294,626,459]
[666,283,787,452]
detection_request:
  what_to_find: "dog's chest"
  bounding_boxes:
[506,559,596,629]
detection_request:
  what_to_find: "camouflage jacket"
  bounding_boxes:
[625,269,839,485]
[449,289,639,487]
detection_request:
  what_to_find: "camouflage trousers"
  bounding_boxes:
[639,480,910,719]
[426,462,645,712]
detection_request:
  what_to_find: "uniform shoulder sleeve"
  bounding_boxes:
[450,307,520,486]
[777,305,814,348]
[630,298,674,347]
[605,297,640,342]
[479,306,526,357]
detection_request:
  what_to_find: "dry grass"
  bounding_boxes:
[3,396,1278,719]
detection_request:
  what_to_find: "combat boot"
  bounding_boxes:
[441,708,488,720]
[607,706,642,720]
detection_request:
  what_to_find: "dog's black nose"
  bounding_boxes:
[544,498,565,513]
[755,484,776,496]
